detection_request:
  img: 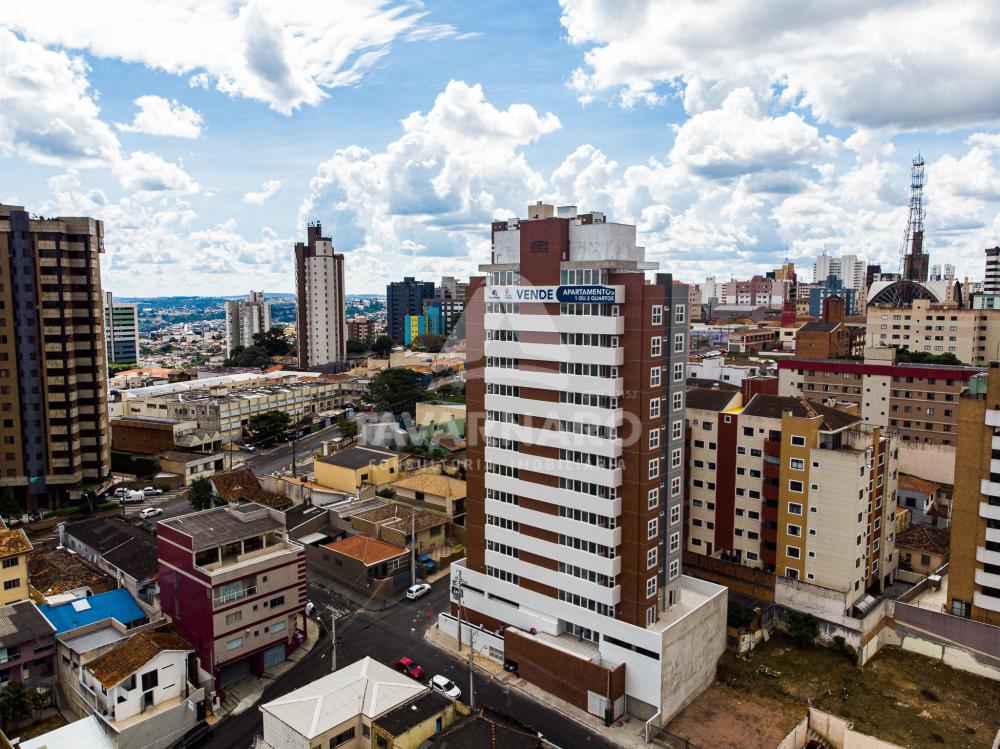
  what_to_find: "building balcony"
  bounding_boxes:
[975,568,1000,590]
[484,420,622,459]
[485,472,622,518]
[977,547,1000,567]
[484,446,622,488]
[484,340,624,367]
[484,313,625,336]
[485,367,623,398]
[484,393,623,429]
[980,502,1000,522]
[974,591,1000,614]
[763,439,781,458]
[485,497,620,548]
[987,527,1000,545]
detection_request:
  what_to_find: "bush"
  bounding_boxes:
[785,610,819,647]
[727,600,757,629]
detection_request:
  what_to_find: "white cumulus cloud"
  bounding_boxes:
[243,179,284,205]
[116,95,203,138]
[7,0,467,114]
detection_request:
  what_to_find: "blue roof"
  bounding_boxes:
[38,589,146,633]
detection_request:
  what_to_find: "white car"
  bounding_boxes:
[406,583,431,600]
[138,507,163,519]
[142,487,163,496]
[429,675,461,700]
[305,601,315,617]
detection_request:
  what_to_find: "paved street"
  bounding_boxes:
[203,580,617,749]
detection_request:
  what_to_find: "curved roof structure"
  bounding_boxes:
[867,279,942,307]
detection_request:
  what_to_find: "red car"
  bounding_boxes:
[393,657,425,680]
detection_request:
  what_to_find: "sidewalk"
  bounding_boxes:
[424,623,656,749]
[212,616,323,720]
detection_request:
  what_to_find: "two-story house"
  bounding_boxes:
[0,600,57,690]
[0,527,32,605]
[157,504,306,694]
[77,629,206,749]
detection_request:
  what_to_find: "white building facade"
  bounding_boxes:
[224,291,272,356]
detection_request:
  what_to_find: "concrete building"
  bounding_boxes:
[306,535,411,601]
[0,204,111,509]
[157,504,307,694]
[0,528,31,605]
[777,354,983,448]
[0,599,56,690]
[295,222,346,368]
[719,276,787,309]
[224,291,271,357]
[686,357,763,387]
[929,264,956,282]
[313,446,399,493]
[104,292,139,366]
[445,202,726,727]
[813,253,866,290]
[111,415,224,486]
[258,657,429,749]
[391,473,466,525]
[435,275,468,301]
[685,389,898,606]
[985,247,1000,295]
[72,629,205,749]
[387,277,435,344]
[346,316,381,343]
[866,299,1000,365]
[117,372,344,443]
[947,363,1000,624]
[795,297,864,360]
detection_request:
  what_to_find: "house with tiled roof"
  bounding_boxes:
[897,523,950,575]
[306,535,411,601]
[28,547,117,601]
[0,600,56,691]
[72,629,206,749]
[0,527,31,606]
[211,467,292,510]
[391,472,467,525]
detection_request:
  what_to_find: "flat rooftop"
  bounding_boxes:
[317,446,396,470]
[160,504,284,552]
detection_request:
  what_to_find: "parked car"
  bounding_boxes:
[138,507,163,519]
[114,487,130,497]
[240,444,256,452]
[140,521,158,536]
[172,721,212,749]
[429,674,461,699]
[305,600,315,617]
[142,487,163,495]
[121,490,147,504]
[406,583,432,600]
[393,657,425,680]
[418,554,436,573]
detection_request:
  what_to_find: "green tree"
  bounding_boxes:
[252,327,292,357]
[248,410,292,442]
[0,487,19,524]
[337,418,358,439]
[188,476,215,511]
[371,335,394,358]
[225,344,273,368]
[413,333,445,352]
[29,688,49,717]
[367,368,427,415]
[0,682,31,729]
[346,339,367,355]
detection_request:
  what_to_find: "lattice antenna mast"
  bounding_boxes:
[899,155,926,276]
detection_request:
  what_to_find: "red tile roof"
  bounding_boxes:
[324,535,407,566]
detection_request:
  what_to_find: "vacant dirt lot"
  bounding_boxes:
[665,634,1000,749]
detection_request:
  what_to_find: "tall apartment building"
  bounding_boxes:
[813,253,866,289]
[985,247,1000,295]
[387,277,435,344]
[103,291,139,366]
[444,203,726,727]
[685,389,898,604]
[435,275,468,301]
[0,204,111,509]
[947,364,1000,624]
[346,316,381,342]
[295,223,346,369]
[719,276,787,308]
[778,354,984,447]
[929,264,955,282]
[866,299,1000,366]
[157,504,307,694]
[224,291,271,356]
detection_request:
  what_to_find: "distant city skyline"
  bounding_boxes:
[3,2,1000,296]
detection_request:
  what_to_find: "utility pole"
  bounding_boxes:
[451,569,463,651]
[467,627,476,711]
[329,604,337,672]
[410,509,416,587]
[291,436,297,478]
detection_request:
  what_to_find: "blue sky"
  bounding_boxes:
[2,0,1000,295]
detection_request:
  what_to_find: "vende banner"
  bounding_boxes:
[485,285,620,304]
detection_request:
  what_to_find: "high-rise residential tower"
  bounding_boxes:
[295,223,346,369]
[985,247,1000,295]
[442,203,726,727]
[386,277,435,344]
[224,290,272,356]
[103,291,139,366]
[0,205,111,509]
[948,364,1000,625]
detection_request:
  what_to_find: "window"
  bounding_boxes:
[648,488,659,510]
[649,398,661,418]
[671,448,682,468]
[647,547,657,569]
[651,305,662,325]
[791,435,806,446]
[650,367,661,387]
[226,637,243,651]
[647,606,656,626]
[787,524,801,537]
[271,620,287,634]
[2,579,19,591]
[675,304,685,323]
[268,596,285,609]
[331,727,356,747]
[651,337,662,356]
[786,546,801,559]
[648,458,660,479]
[673,362,685,382]
[670,504,680,525]
[669,559,680,580]
[788,502,803,515]
[225,611,242,625]
[646,577,657,597]
[670,476,682,497]
[647,519,658,539]
[672,392,683,412]
[789,480,804,493]
[0,558,17,569]
[669,532,680,552]
[790,458,804,470]
[673,333,684,353]
[141,670,158,691]
[672,420,683,441]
